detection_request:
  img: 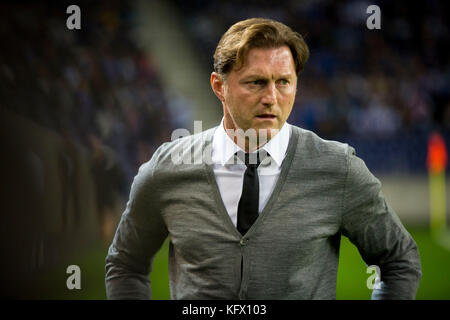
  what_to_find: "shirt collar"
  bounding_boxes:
[212,118,291,167]
[261,121,290,167]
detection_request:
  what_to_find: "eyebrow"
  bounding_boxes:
[241,73,294,80]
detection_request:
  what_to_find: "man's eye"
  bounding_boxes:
[278,79,289,85]
[249,80,264,85]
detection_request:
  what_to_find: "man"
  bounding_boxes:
[105,18,422,300]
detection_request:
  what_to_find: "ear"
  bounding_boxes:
[210,72,226,102]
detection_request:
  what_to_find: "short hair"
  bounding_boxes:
[213,18,309,77]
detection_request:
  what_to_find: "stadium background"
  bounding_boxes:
[0,0,449,299]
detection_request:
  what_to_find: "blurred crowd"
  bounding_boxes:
[0,2,179,204]
[173,0,450,172]
[0,1,185,260]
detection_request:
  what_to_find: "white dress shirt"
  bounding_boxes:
[211,119,291,227]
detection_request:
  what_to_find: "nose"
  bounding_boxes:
[261,82,276,107]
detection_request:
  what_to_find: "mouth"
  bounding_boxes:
[255,114,276,120]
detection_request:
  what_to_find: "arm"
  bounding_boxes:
[105,151,168,300]
[340,147,422,300]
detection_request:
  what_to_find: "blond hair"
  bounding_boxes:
[214,18,309,77]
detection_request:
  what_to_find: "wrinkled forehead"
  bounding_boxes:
[235,46,297,77]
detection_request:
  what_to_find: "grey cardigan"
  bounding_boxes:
[105,125,422,299]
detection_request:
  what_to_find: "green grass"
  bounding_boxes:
[29,228,450,299]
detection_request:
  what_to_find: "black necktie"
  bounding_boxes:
[236,150,267,235]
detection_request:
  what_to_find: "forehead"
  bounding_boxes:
[235,46,296,77]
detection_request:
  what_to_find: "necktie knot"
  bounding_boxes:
[236,150,268,168]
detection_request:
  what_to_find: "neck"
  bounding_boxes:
[223,115,275,153]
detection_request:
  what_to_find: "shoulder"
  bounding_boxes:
[288,125,378,192]
[289,125,379,200]
[137,126,217,176]
[290,124,353,161]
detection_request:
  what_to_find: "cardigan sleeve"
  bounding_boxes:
[105,146,168,300]
[340,147,422,300]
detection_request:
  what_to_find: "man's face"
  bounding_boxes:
[212,45,298,143]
